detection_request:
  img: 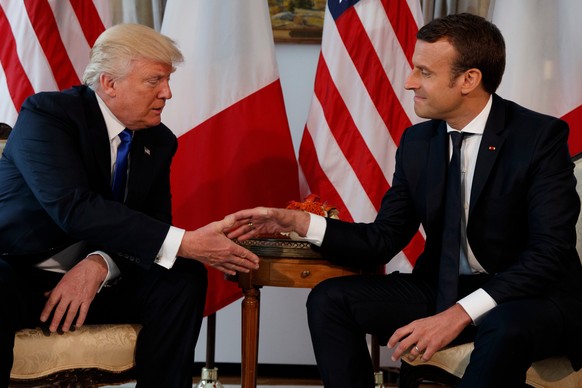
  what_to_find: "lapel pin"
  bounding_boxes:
[488,146,496,151]
[144,147,151,156]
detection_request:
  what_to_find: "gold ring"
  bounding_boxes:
[414,345,421,353]
[248,222,254,229]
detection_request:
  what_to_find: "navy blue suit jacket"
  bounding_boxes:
[319,94,582,369]
[0,86,176,270]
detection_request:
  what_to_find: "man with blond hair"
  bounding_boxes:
[0,24,258,387]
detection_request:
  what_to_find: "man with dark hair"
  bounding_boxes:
[228,13,582,387]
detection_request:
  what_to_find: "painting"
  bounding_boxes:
[269,0,325,43]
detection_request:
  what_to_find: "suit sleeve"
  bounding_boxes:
[318,128,422,269]
[9,93,172,268]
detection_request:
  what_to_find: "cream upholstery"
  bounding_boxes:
[10,324,141,381]
[404,343,582,388]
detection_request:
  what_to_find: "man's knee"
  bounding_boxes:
[142,260,208,316]
[170,259,208,293]
[307,278,342,310]
[475,305,535,354]
[306,277,352,328]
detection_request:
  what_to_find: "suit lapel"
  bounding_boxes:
[469,94,507,215]
[126,130,154,206]
[81,87,113,192]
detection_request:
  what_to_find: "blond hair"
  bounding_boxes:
[82,24,183,88]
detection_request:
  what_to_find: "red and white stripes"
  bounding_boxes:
[0,0,109,126]
[299,0,424,272]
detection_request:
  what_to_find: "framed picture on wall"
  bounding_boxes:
[269,0,325,43]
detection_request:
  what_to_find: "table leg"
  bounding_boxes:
[241,285,260,388]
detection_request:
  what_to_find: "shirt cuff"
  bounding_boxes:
[154,226,185,269]
[91,251,121,293]
[457,288,497,325]
[302,213,327,246]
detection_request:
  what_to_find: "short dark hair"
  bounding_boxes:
[417,13,505,94]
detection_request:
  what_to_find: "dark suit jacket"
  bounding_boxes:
[318,94,582,369]
[0,86,176,270]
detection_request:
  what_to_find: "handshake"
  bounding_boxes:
[177,206,312,276]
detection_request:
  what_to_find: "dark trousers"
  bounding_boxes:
[306,273,567,388]
[0,258,207,388]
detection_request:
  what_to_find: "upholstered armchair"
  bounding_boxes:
[398,156,582,388]
[9,324,140,387]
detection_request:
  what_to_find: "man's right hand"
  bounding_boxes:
[178,215,259,276]
[226,207,311,241]
[40,254,107,333]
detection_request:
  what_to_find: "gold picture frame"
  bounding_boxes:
[269,0,325,43]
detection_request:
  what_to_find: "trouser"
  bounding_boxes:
[0,257,207,388]
[306,273,567,388]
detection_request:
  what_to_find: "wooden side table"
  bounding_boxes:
[231,239,366,388]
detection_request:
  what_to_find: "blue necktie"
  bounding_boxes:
[112,129,132,202]
[436,131,465,312]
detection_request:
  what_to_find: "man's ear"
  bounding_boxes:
[460,68,482,95]
[99,73,116,97]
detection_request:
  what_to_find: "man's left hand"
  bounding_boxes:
[387,303,472,362]
[40,254,107,333]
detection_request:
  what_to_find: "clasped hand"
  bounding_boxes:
[178,214,260,276]
[226,207,311,241]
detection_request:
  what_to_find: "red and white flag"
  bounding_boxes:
[0,0,110,126]
[298,0,424,272]
[161,1,299,315]
[492,0,582,157]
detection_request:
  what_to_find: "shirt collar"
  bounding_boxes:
[95,93,126,141]
[447,95,493,136]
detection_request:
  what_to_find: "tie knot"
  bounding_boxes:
[450,131,465,149]
[119,129,132,144]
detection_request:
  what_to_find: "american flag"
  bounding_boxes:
[0,0,110,127]
[298,0,425,272]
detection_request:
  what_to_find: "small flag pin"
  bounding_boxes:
[488,146,496,151]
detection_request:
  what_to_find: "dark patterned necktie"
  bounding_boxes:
[111,129,132,202]
[436,131,465,312]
